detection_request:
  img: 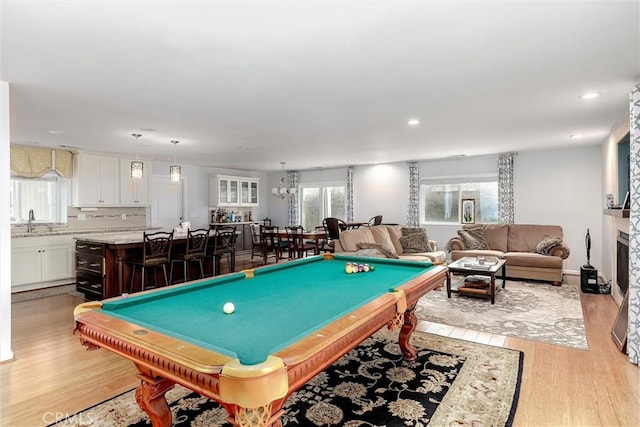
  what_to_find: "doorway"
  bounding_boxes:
[150,175,185,229]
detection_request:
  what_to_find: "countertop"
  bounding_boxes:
[75,227,242,245]
[75,230,179,245]
[11,226,159,239]
[210,221,263,225]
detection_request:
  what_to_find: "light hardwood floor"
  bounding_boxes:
[1,255,638,427]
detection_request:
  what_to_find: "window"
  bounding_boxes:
[420,178,498,224]
[10,173,70,224]
[300,184,345,231]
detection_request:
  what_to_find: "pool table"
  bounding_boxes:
[74,253,447,427]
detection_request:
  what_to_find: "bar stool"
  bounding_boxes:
[169,228,209,283]
[209,225,237,276]
[128,231,174,293]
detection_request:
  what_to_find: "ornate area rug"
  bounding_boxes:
[416,279,588,349]
[49,330,522,427]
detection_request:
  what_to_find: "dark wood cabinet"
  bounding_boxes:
[75,241,106,300]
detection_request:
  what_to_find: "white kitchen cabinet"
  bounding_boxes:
[120,158,150,205]
[209,175,260,207]
[241,179,259,206]
[72,154,120,206]
[11,235,75,291]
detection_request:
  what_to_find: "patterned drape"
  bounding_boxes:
[345,166,354,223]
[497,153,515,224]
[407,162,420,227]
[627,83,640,365]
[287,170,299,227]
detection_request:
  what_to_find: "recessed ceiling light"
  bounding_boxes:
[579,92,600,100]
[48,130,64,135]
[140,128,156,132]
[407,119,420,126]
[570,134,583,139]
[237,147,249,150]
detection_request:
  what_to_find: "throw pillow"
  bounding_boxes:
[401,227,428,237]
[354,248,387,259]
[356,242,399,259]
[536,234,563,255]
[399,233,432,253]
[457,227,490,250]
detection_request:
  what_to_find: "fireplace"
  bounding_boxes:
[616,231,629,296]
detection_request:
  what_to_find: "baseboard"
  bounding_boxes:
[11,283,78,303]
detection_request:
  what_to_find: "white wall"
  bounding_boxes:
[1,80,13,362]
[514,146,603,273]
[353,163,409,224]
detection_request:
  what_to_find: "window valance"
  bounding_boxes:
[10,146,73,178]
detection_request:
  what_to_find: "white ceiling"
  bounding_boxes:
[2,1,639,172]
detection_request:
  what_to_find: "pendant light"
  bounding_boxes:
[130,133,143,179]
[169,140,181,182]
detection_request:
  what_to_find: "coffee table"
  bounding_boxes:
[447,256,507,304]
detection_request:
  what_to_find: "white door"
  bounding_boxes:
[150,175,184,229]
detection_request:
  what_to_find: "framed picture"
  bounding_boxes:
[461,199,475,224]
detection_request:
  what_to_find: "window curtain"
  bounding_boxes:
[627,83,640,365]
[10,146,73,178]
[407,162,420,227]
[345,166,354,223]
[497,153,515,224]
[287,170,299,227]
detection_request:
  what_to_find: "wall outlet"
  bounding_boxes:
[77,213,86,221]
[121,213,127,220]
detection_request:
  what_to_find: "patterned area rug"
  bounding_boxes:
[416,279,588,349]
[49,329,523,427]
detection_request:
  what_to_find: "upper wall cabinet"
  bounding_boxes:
[120,159,150,205]
[240,178,259,206]
[72,154,120,206]
[209,175,260,207]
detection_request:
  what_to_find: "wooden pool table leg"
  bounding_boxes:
[134,366,175,427]
[399,304,418,361]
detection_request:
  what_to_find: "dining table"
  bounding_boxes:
[261,228,328,258]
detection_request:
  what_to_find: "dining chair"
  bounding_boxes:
[285,226,315,259]
[261,225,285,264]
[313,225,333,253]
[368,215,383,226]
[322,218,341,252]
[128,231,174,293]
[249,223,263,259]
[209,225,237,276]
[169,228,209,283]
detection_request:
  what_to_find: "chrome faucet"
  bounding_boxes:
[28,209,35,233]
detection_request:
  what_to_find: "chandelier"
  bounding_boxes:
[272,162,297,199]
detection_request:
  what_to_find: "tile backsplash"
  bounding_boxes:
[65,206,147,230]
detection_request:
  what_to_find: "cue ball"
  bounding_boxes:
[223,302,235,314]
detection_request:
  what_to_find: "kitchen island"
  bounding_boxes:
[74,230,221,300]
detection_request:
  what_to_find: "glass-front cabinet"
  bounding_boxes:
[210,175,259,207]
[241,179,259,206]
[218,177,239,205]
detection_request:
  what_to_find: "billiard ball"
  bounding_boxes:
[223,302,235,314]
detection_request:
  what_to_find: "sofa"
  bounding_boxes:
[446,224,570,284]
[335,224,447,263]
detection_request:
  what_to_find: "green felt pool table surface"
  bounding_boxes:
[99,254,434,365]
